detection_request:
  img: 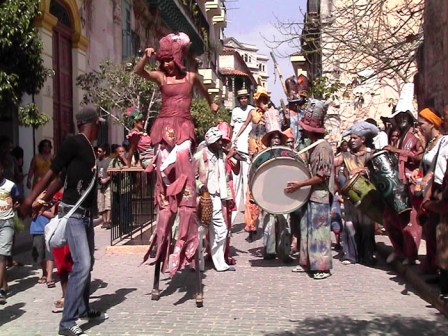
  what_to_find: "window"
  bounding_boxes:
[122,0,132,60]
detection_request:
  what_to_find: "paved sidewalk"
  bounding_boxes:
[375,234,448,318]
[1,213,448,335]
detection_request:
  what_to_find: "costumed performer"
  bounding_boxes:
[133,31,219,277]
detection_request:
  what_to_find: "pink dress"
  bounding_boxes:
[150,77,195,147]
[144,74,199,277]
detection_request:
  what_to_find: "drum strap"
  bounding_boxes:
[296,139,325,156]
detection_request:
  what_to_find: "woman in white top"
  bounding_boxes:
[412,107,445,275]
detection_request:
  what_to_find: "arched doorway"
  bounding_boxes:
[51,0,74,151]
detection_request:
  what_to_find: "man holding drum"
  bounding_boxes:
[382,108,424,265]
[334,121,379,266]
[284,100,335,280]
[259,115,292,262]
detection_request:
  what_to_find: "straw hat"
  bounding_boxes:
[237,89,249,98]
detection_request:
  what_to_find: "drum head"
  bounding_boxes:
[251,158,311,214]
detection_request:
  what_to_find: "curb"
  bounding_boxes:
[376,242,448,318]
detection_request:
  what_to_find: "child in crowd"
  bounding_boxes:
[30,190,56,288]
[0,163,20,304]
[49,189,72,313]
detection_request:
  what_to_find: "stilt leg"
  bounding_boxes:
[151,260,161,301]
[194,250,203,307]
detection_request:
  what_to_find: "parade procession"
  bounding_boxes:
[3,0,448,335]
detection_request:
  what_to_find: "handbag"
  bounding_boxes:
[45,173,97,250]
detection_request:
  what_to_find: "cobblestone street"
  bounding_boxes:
[2,213,448,336]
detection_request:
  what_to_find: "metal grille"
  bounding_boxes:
[110,169,156,245]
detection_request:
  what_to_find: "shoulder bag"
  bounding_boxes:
[45,173,97,250]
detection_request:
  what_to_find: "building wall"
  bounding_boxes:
[313,0,422,145]
[420,0,448,111]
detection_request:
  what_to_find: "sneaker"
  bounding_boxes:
[341,260,353,265]
[313,272,331,280]
[79,309,109,321]
[0,289,6,304]
[58,325,86,336]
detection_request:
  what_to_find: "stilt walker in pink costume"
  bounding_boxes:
[133,32,218,305]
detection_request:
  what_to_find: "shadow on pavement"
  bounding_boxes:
[263,315,447,336]
[90,278,109,294]
[159,268,207,306]
[83,287,137,331]
[0,302,26,327]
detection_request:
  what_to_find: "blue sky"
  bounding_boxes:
[224,0,308,105]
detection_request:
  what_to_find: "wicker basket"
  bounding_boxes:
[199,191,213,226]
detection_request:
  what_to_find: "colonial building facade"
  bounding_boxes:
[15,0,227,175]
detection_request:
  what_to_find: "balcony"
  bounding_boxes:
[208,77,223,94]
[198,68,217,88]
[212,7,227,29]
[205,0,221,18]
[146,0,206,55]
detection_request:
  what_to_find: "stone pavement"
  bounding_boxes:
[2,213,448,336]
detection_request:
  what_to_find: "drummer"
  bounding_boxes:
[334,121,378,266]
[382,107,424,265]
[259,116,292,262]
[284,99,335,280]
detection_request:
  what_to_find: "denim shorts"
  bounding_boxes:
[0,219,14,257]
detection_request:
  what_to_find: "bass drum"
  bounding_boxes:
[367,150,411,215]
[248,146,311,214]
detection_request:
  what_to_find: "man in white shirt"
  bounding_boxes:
[230,89,254,221]
[194,127,235,272]
[365,118,388,150]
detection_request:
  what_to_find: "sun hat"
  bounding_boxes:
[253,86,270,104]
[297,99,327,134]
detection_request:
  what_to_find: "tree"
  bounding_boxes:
[76,60,161,133]
[0,0,50,124]
[190,98,230,143]
[268,0,424,86]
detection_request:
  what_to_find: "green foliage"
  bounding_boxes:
[76,60,161,129]
[190,98,230,142]
[18,103,51,128]
[0,0,48,120]
[309,76,344,100]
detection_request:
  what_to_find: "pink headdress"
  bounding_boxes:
[156,32,191,72]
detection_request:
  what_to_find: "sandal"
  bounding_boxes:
[52,298,64,313]
[313,272,331,280]
[47,280,56,288]
[37,277,47,284]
